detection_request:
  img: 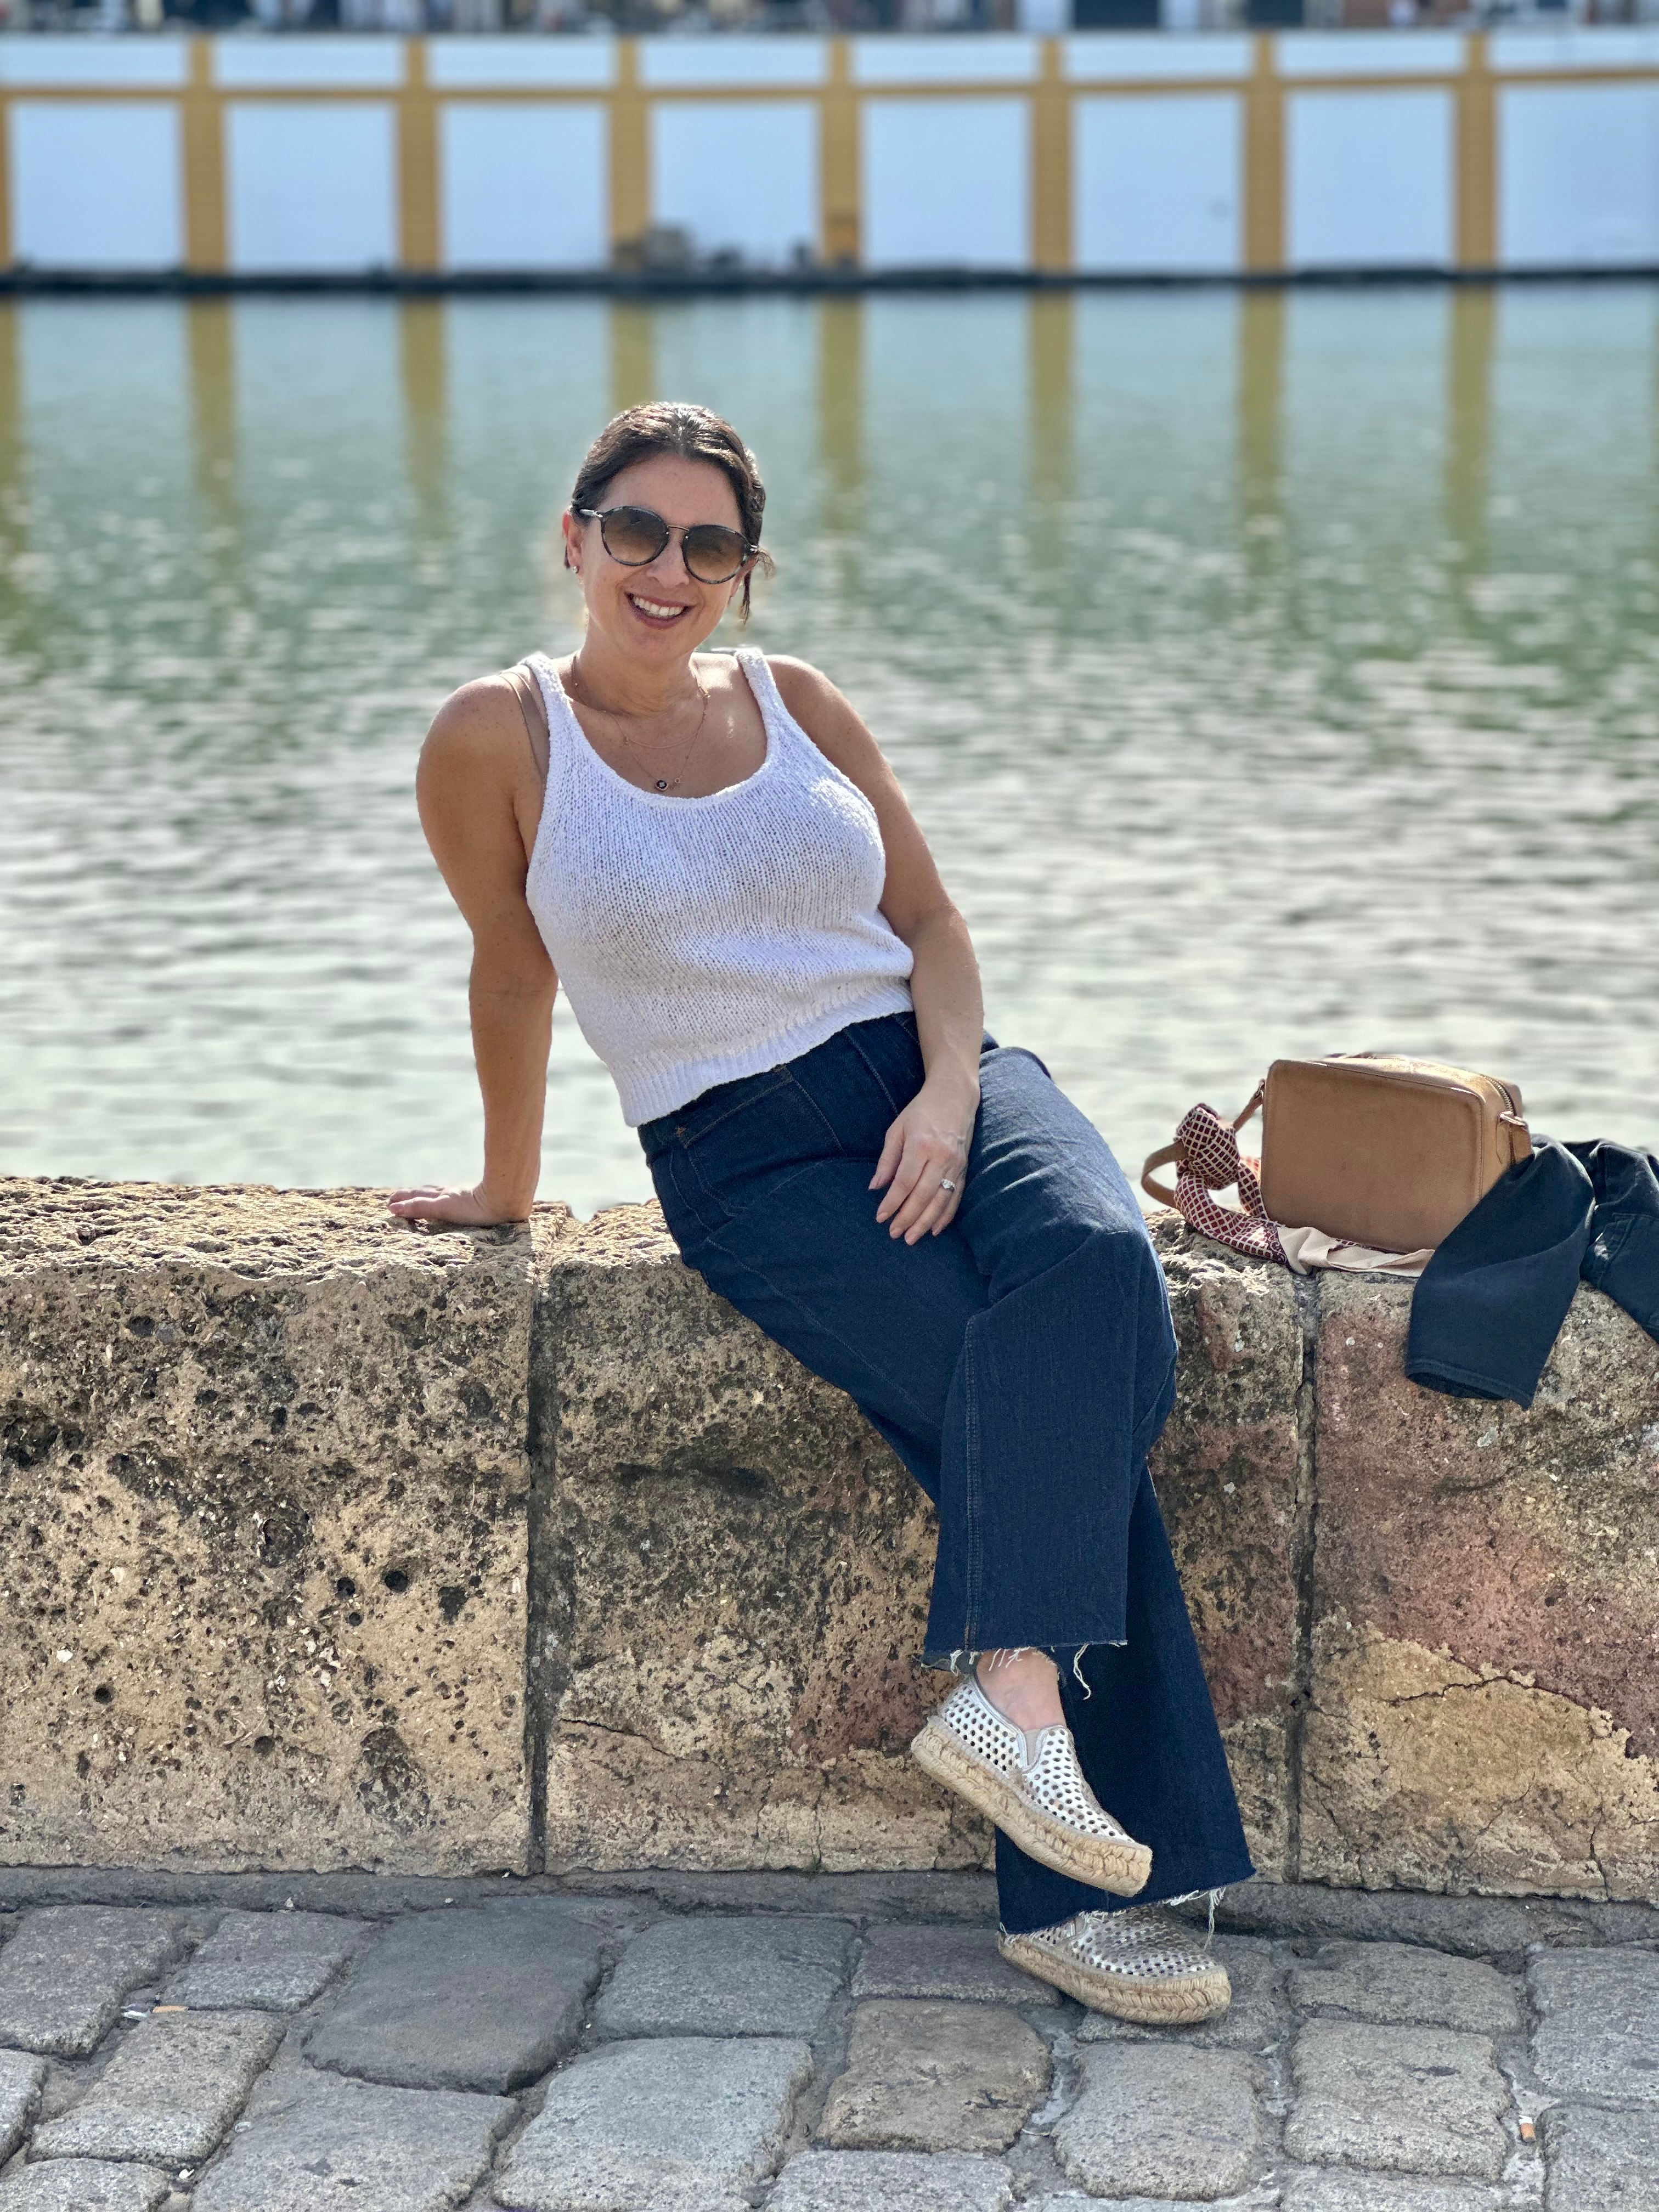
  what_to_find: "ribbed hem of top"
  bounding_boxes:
[617,980,916,1128]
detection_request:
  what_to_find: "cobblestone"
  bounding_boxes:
[1529,1947,1659,2109]
[770,2149,1015,2211]
[1285,2021,1509,2181]
[170,1910,366,2011]
[1538,2101,1659,2210]
[853,1924,1058,2007]
[1280,2171,1503,2211]
[0,2163,174,2212]
[0,1878,1650,2209]
[494,2034,812,2212]
[0,2050,46,2161]
[1076,1934,1284,2051]
[305,1902,612,2092]
[32,2007,284,2163]
[594,1912,852,2040]
[816,2000,1050,2155]
[1052,2044,1259,2199]
[190,2069,514,2212]
[1288,1943,1521,2035]
[0,1909,191,2057]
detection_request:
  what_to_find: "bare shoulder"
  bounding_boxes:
[421,673,529,777]
[764,654,890,780]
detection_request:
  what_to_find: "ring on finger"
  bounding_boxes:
[938,1176,958,1194]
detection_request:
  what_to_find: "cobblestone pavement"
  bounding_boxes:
[0,1869,1656,2211]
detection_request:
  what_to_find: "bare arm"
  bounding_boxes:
[388,680,557,1226]
[771,657,983,1244]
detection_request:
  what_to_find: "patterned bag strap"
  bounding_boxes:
[1141,1083,1289,1268]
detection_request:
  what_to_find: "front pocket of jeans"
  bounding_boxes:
[681,1076,844,1218]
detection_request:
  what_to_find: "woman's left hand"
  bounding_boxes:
[871,1080,976,1244]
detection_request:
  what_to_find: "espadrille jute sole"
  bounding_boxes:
[998,1932,1232,2024]
[909,1719,1151,1897]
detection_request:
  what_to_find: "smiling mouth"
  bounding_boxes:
[627,593,691,624]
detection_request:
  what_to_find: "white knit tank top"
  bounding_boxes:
[523,647,915,1127]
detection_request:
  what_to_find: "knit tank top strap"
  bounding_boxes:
[524,652,583,814]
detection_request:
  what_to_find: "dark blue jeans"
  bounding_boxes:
[640,1012,1254,1934]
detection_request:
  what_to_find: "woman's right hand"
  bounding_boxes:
[387,1182,524,1228]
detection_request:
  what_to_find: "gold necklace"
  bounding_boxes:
[567,656,710,793]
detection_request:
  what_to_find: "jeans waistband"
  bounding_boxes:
[637,1011,919,1165]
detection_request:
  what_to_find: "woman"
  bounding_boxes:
[391,402,1252,2022]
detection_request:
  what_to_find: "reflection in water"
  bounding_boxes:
[1028,292,1072,512]
[817,295,862,515]
[1445,287,1494,563]
[400,300,448,539]
[1237,288,1283,542]
[610,303,654,417]
[3,289,1658,1212]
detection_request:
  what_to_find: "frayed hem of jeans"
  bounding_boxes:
[999,1883,1230,1947]
[936,1640,1126,1690]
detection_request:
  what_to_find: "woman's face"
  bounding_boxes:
[563,453,754,668]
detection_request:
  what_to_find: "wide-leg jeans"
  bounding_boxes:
[640,1011,1254,1934]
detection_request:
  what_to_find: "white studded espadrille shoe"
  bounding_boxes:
[999,1905,1232,2024]
[909,1673,1151,1896]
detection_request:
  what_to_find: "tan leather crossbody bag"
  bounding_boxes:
[1143,1053,1532,1255]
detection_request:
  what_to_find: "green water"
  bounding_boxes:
[2,287,1656,1215]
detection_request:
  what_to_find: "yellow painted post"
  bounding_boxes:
[1031,37,1071,275]
[182,38,227,275]
[610,39,650,266]
[1457,31,1497,273]
[1243,33,1284,278]
[820,38,860,268]
[399,38,441,274]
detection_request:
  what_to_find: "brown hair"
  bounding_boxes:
[569,401,772,619]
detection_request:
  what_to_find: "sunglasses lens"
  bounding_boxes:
[682,526,748,583]
[600,506,670,566]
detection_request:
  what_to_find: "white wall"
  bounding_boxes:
[1286,89,1453,270]
[1499,81,1659,267]
[441,104,608,270]
[651,99,818,266]
[10,103,182,270]
[862,98,1030,268]
[227,104,398,273]
[1074,93,1240,273]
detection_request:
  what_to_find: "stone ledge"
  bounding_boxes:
[1,1175,1654,1900]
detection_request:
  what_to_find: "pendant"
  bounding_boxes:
[654,778,672,791]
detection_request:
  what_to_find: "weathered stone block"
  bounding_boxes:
[0,2050,47,2160]
[32,2006,284,2162]
[1530,1947,1659,2107]
[1288,1942,1520,2035]
[538,1209,979,1876]
[815,2000,1050,2154]
[1281,2175,1502,2212]
[1539,2102,1659,2211]
[1285,2020,1509,2181]
[304,1900,614,2092]
[0,1906,189,2056]
[538,1211,1300,1878]
[0,1181,551,1874]
[1150,1227,1306,1883]
[770,2150,1014,2211]
[494,2035,812,2212]
[594,1911,850,2039]
[852,1922,1057,2007]
[0,2165,174,2212]
[1052,2042,1260,2199]
[1304,1272,1659,1899]
[170,1908,366,2010]
[191,2068,514,2212]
